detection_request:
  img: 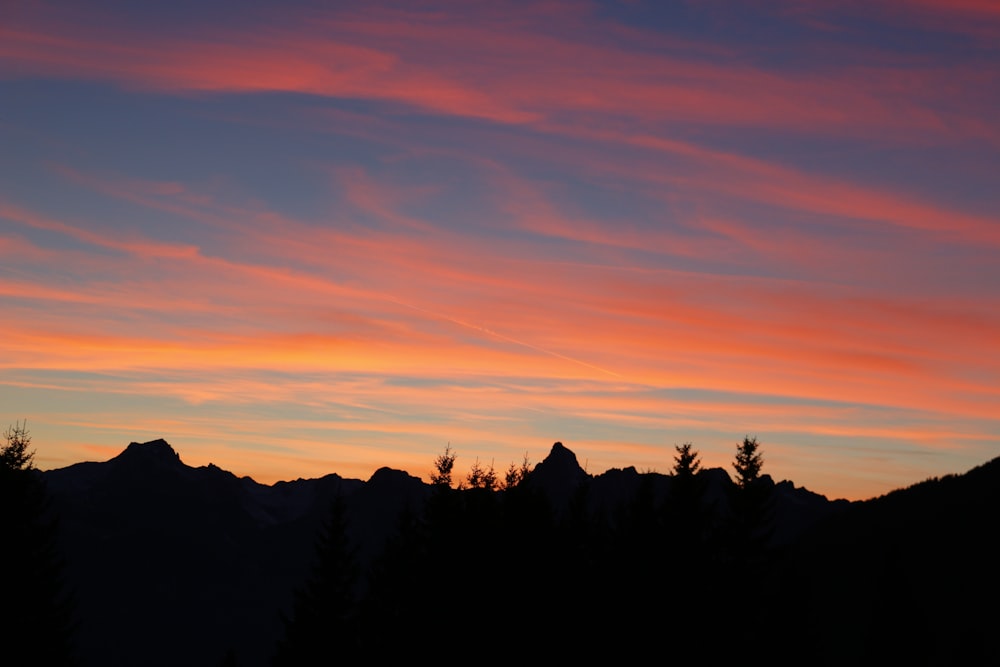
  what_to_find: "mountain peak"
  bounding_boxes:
[529,442,589,512]
[114,438,184,469]
[538,441,582,469]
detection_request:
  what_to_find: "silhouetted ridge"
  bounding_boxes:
[42,437,999,666]
[366,466,418,488]
[528,441,589,513]
[113,438,184,469]
[768,455,1000,664]
[532,441,587,480]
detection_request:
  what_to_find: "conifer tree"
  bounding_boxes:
[666,442,707,548]
[733,435,763,489]
[673,442,701,478]
[273,494,359,665]
[465,458,497,491]
[725,435,774,659]
[0,421,75,665]
[429,444,456,488]
[502,452,532,491]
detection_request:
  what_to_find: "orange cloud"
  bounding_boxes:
[2,3,997,501]
[5,187,998,432]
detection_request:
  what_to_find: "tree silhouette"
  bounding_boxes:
[361,444,470,658]
[726,436,775,646]
[429,444,456,487]
[465,458,497,490]
[668,442,705,532]
[272,494,359,665]
[0,421,75,665]
[673,442,701,478]
[669,441,705,548]
[1,420,34,470]
[502,452,531,490]
[733,435,763,489]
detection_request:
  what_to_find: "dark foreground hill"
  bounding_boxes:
[43,440,425,666]
[765,457,1000,666]
[37,440,997,666]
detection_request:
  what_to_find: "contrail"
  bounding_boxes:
[387,297,622,379]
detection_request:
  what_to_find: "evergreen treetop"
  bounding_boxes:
[733,435,763,489]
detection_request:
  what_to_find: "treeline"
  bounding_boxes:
[2,421,776,666]
[273,437,778,664]
[9,422,995,665]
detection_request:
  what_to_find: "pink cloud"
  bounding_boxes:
[2,3,995,144]
[5,185,998,429]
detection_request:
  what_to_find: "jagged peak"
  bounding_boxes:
[114,438,184,468]
[537,441,584,469]
[532,441,589,483]
[548,440,573,457]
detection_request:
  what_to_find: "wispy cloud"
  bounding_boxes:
[1,0,997,500]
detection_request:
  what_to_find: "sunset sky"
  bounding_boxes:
[2,0,998,500]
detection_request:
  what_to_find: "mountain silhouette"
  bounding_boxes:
[113,438,183,469]
[45,440,363,667]
[525,440,589,513]
[39,439,995,666]
[767,456,1000,665]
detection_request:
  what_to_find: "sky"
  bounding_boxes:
[2,0,998,501]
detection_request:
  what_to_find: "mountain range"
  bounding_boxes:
[38,439,999,666]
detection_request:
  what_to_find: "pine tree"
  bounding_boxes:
[502,452,532,491]
[669,442,704,524]
[0,421,76,665]
[725,435,773,659]
[272,494,359,666]
[733,435,763,489]
[673,442,701,478]
[429,444,456,488]
[1,420,34,470]
[465,458,497,491]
